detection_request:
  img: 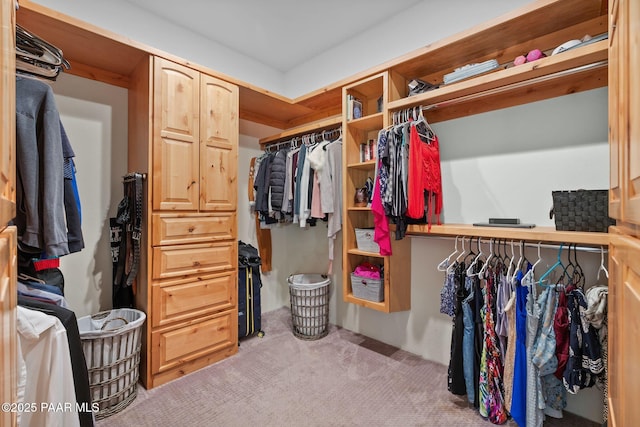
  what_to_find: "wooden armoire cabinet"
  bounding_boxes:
[130,56,239,388]
[607,0,640,425]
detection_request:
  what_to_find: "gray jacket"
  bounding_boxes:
[15,76,69,257]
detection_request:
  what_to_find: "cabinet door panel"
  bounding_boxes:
[153,57,200,211]
[609,234,640,426]
[200,74,238,211]
[609,0,622,219]
[624,0,640,223]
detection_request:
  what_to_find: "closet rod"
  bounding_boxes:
[412,234,608,254]
[264,126,341,152]
[394,60,608,113]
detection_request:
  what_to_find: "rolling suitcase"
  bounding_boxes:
[238,241,264,338]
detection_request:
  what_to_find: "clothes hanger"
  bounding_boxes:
[466,238,485,277]
[571,243,586,288]
[511,240,524,283]
[450,236,467,274]
[537,243,566,287]
[18,272,46,284]
[506,240,516,279]
[597,245,609,281]
[437,236,459,272]
[523,241,543,282]
[412,106,435,141]
[478,239,494,277]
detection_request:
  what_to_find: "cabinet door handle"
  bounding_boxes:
[187,180,196,189]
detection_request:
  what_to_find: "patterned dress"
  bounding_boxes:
[478,268,508,424]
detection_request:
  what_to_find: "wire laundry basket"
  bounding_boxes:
[78,308,146,419]
[288,274,331,340]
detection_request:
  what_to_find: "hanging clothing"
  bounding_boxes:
[268,149,287,215]
[440,266,456,317]
[254,153,273,217]
[553,286,571,380]
[17,306,81,427]
[502,289,516,413]
[18,295,94,427]
[325,141,342,274]
[461,272,476,406]
[372,131,392,255]
[478,268,508,425]
[298,144,312,227]
[60,121,84,254]
[494,271,510,360]
[447,263,467,396]
[371,171,392,256]
[524,270,544,427]
[15,76,69,258]
[583,285,609,423]
[510,270,528,427]
[407,121,443,229]
[563,287,603,394]
[531,287,566,419]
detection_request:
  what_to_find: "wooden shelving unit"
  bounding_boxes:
[341,72,412,313]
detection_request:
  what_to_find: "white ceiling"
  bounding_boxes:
[122,0,423,72]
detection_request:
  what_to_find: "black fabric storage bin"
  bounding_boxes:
[550,190,615,232]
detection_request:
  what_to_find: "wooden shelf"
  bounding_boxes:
[347,160,376,170]
[388,40,608,123]
[347,207,371,212]
[346,113,384,130]
[347,248,384,258]
[406,224,609,246]
[344,293,387,311]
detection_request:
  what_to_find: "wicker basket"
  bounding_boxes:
[550,190,615,232]
[288,274,331,340]
[78,308,146,419]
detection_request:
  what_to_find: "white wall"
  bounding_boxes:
[52,73,129,317]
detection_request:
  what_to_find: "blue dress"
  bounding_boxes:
[510,270,528,426]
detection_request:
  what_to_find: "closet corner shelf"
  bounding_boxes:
[387,40,608,122]
[406,224,609,246]
[347,206,371,212]
[346,113,384,130]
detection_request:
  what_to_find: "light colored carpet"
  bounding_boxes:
[96,307,599,427]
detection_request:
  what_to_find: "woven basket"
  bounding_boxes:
[78,308,146,419]
[550,190,615,232]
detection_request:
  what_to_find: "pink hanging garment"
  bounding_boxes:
[371,173,392,256]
